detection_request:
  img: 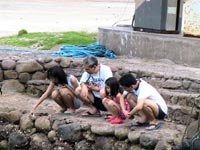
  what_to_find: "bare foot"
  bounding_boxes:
[132,118,147,124]
[89,106,99,114]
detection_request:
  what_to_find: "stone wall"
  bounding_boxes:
[0,57,83,96]
[0,111,187,150]
[1,57,200,149]
[0,57,200,124]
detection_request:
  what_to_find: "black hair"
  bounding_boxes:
[83,56,98,68]
[119,73,137,87]
[47,66,67,85]
[105,77,123,96]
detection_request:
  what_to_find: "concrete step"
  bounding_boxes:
[159,88,200,107]
[159,89,200,125]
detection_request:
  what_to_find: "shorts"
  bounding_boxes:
[93,96,107,111]
[74,97,83,109]
[157,104,166,120]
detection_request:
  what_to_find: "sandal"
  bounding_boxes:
[130,121,149,127]
[106,116,116,122]
[64,111,76,115]
[109,117,123,124]
[104,113,112,119]
[146,123,161,131]
[81,111,101,117]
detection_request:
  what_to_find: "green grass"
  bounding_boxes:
[0,31,97,50]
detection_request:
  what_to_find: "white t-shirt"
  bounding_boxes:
[66,74,82,109]
[80,64,113,98]
[67,74,79,89]
[124,79,168,114]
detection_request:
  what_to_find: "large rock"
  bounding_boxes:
[35,116,51,132]
[1,79,25,94]
[0,111,21,124]
[114,127,129,140]
[57,123,82,142]
[60,59,70,68]
[74,140,93,150]
[43,61,59,70]
[128,130,141,144]
[94,136,114,150]
[140,132,159,150]
[154,140,171,150]
[0,140,8,150]
[91,124,115,136]
[18,72,31,83]
[30,133,50,149]
[32,71,46,80]
[8,132,29,149]
[1,59,16,70]
[16,60,43,73]
[47,130,57,142]
[113,140,130,150]
[20,114,34,131]
[3,70,18,79]
[6,111,21,124]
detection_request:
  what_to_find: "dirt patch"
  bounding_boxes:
[0,93,59,115]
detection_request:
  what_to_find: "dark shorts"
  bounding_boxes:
[157,104,166,120]
[93,96,107,111]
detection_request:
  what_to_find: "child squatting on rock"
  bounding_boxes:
[119,73,168,131]
[101,77,130,124]
[31,66,82,115]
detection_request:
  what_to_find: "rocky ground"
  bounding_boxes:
[0,45,190,149]
[0,1,196,149]
[1,43,200,115]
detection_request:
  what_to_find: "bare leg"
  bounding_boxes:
[103,98,120,118]
[143,99,159,122]
[126,92,137,110]
[133,99,159,124]
[108,100,120,117]
[59,88,75,112]
[135,105,156,123]
[75,86,98,114]
[51,90,67,112]
[75,86,94,104]
[139,99,161,130]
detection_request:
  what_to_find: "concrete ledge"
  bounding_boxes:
[98,26,200,68]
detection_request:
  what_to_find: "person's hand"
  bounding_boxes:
[123,110,130,118]
[30,107,35,114]
[29,110,34,117]
[86,81,96,90]
[128,110,135,119]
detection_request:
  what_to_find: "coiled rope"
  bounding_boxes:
[0,42,117,59]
